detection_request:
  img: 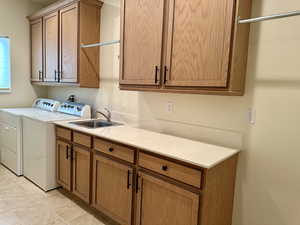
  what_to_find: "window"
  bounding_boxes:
[0,37,11,91]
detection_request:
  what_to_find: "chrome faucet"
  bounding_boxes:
[96,108,112,122]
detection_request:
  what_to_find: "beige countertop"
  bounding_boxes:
[54,120,240,169]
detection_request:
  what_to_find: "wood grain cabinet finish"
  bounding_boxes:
[120,0,165,86]
[94,137,135,163]
[72,146,91,203]
[55,126,239,225]
[92,154,133,225]
[56,140,72,191]
[56,127,72,141]
[139,152,202,188]
[120,0,252,95]
[28,0,102,88]
[136,172,199,225]
[59,4,78,83]
[43,12,59,82]
[73,131,92,148]
[30,19,43,82]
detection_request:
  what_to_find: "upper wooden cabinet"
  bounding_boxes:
[30,19,43,82]
[28,0,103,88]
[120,0,252,95]
[120,0,164,86]
[43,12,59,82]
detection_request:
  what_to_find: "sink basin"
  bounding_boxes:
[70,119,122,129]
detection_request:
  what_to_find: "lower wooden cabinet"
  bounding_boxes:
[136,172,199,225]
[56,139,91,203]
[56,126,238,225]
[56,140,72,191]
[72,146,91,203]
[92,154,133,225]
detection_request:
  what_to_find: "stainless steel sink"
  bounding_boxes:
[70,119,122,129]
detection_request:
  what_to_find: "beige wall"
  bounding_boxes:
[48,1,300,225]
[0,0,47,107]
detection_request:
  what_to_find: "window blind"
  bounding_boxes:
[0,37,11,90]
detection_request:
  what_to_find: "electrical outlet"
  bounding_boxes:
[166,102,174,113]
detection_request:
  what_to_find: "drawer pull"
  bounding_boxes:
[66,145,69,159]
[109,147,114,152]
[162,165,168,171]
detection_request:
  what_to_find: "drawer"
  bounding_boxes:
[73,131,92,148]
[139,153,202,188]
[94,138,135,163]
[56,127,72,141]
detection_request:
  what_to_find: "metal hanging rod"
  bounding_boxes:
[81,40,120,48]
[239,10,300,24]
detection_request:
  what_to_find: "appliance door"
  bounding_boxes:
[23,117,58,191]
[0,112,22,175]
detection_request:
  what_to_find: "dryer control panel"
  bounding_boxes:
[33,99,60,112]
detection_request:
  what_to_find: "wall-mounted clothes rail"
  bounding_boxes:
[239,10,300,24]
[81,40,120,48]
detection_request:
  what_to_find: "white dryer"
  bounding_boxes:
[0,99,61,176]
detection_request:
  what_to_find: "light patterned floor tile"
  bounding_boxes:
[0,165,109,225]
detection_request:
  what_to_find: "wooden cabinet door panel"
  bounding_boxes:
[136,172,199,225]
[59,3,78,83]
[120,0,165,86]
[56,140,72,191]
[165,0,235,87]
[30,19,43,82]
[44,12,59,82]
[72,146,91,203]
[93,155,133,225]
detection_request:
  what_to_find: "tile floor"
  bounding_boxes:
[0,165,110,225]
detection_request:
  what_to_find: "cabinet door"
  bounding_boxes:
[30,19,43,82]
[59,3,78,83]
[120,0,165,86]
[72,146,91,203]
[136,172,199,225]
[165,0,235,88]
[56,140,72,191]
[44,12,59,82]
[92,154,133,225]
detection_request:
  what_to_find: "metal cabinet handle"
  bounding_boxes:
[154,66,159,84]
[38,70,42,81]
[54,70,57,81]
[127,170,132,189]
[163,66,168,84]
[58,71,61,82]
[66,145,69,159]
[162,165,168,171]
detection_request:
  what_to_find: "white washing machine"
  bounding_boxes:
[22,101,91,191]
